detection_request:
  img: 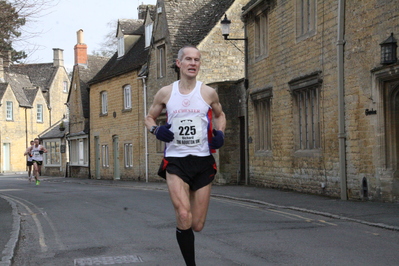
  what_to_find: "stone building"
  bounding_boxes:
[145,0,249,183]
[66,30,109,178]
[0,49,69,172]
[242,0,399,202]
[88,7,153,180]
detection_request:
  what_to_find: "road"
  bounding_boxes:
[1,175,399,265]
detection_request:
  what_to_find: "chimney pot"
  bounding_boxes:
[77,29,84,44]
[53,48,64,67]
[74,29,88,65]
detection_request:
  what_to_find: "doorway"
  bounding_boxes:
[94,136,100,179]
[113,135,120,180]
[3,143,10,172]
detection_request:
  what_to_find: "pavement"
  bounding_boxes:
[2,175,399,265]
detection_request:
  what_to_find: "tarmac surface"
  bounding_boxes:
[2,175,399,265]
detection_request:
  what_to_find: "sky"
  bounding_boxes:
[13,0,157,71]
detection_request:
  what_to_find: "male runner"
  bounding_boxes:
[24,140,34,181]
[28,138,47,185]
[145,45,226,265]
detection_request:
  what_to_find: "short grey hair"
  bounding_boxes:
[177,45,200,61]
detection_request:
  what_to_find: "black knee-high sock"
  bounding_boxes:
[176,227,195,266]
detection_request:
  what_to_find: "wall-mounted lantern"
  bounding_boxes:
[380,33,397,65]
[220,14,247,41]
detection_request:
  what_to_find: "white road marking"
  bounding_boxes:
[74,255,143,265]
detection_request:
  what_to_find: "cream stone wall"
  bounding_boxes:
[0,87,50,172]
[245,0,399,201]
[89,72,146,180]
[48,67,69,125]
[246,0,340,196]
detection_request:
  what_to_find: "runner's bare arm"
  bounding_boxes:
[145,85,172,129]
[206,86,226,132]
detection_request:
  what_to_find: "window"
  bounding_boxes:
[6,101,13,121]
[251,88,272,152]
[255,10,268,58]
[145,23,153,48]
[37,104,43,122]
[63,81,68,93]
[101,91,108,115]
[124,143,133,168]
[44,140,61,166]
[123,85,132,109]
[69,137,89,166]
[156,119,167,153]
[157,44,166,78]
[117,36,125,57]
[101,145,109,167]
[289,73,321,151]
[296,0,316,40]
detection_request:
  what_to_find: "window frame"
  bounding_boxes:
[254,10,269,60]
[63,81,68,93]
[43,139,61,166]
[123,85,132,110]
[296,0,317,41]
[117,36,125,57]
[289,72,322,153]
[6,101,13,121]
[101,144,109,168]
[124,143,133,168]
[101,91,108,115]
[69,136,89,167]
[145,23,153,48]
[37,104,43,122]
[156,118,167,153]
[157,44,166,78]
[251,87,273,153]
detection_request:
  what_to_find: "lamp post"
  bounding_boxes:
[220,14,249,185]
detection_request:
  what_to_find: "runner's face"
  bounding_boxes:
[176,48,201,78]
[34,139,39,146]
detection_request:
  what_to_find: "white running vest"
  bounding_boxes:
[31,145,43,161]
[164,80,213,157]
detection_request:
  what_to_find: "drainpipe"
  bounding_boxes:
[137,76,148,183]
[244,27,249,185]
[337,0,347,200]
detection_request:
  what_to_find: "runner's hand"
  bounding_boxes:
[155,123,174,142]
[210,129,224,149]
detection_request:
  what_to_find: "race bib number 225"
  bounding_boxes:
[172,117,202,146]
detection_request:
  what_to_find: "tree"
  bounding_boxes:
[0,0,27,62]
[0,0,57,63]
[91,20,118,58]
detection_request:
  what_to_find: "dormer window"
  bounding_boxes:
[117,36,125,57]
[145,23,153,48]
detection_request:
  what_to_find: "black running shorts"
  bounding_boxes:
[27,161,33,166]
[32,160,43,165]
[158,155,217,191]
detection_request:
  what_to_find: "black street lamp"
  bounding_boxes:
[380,33,398,65]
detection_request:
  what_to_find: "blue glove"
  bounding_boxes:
[155,123,174,142]
[210,129,224,149]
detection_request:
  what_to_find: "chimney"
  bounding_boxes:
[74,29,88,65]
[53,48,64,67]
[138,4,147,20]
[1,51,11,68]
[0,58,4,82]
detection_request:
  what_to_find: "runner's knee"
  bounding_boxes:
[192,221,205,232]
[177,209,192,226]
